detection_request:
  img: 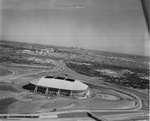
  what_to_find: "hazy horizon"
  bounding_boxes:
[0,0,149,56]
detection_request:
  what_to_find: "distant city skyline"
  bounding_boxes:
[0,0,149,56]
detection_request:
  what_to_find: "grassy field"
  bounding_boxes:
[0,69,13,76]
[0,84,21,93]
[66,62,149,90]
[0,98,17,114]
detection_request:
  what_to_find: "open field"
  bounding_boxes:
[0,84,21,92]
[0,98,17,114]
[65,61,149,90]
[0,69,13,77]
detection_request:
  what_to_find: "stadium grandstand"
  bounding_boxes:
[23,76,90,98]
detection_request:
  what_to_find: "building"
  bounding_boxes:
[23,76,90,98]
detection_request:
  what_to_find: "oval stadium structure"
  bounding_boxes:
[23,76,90,97]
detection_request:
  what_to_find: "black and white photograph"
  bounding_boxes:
[0,0,149,120]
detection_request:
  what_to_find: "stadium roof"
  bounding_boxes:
[30,76,88,91]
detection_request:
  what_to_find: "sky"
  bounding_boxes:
[0,0,149,56]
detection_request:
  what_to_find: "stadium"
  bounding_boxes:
[23,76,90,98]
